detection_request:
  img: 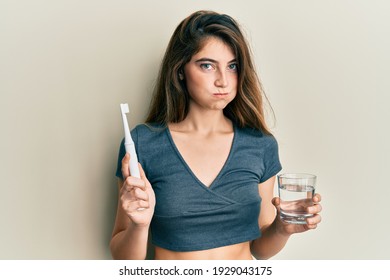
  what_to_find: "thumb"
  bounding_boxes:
[272,197,281,213]
[138,163,149,182]
[121,153,130,179]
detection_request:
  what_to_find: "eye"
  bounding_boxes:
[200,63,214,70]
[228,63,238,71]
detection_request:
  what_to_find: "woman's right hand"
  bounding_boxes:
[120,153,155,227]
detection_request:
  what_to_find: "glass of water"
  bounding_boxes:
[277,173,316,224]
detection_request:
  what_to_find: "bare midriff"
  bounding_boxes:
[154,241,253,260]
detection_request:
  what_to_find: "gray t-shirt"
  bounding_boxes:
[116,123,282,252]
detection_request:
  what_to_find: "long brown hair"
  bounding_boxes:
[145,10,273,134]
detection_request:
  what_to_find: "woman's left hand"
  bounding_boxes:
[272,193,322,235]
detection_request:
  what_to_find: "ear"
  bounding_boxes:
[178,67,185,80]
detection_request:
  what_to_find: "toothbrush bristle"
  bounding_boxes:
[120,103,129,114]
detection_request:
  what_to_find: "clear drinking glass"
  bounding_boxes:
[277,173,316,224]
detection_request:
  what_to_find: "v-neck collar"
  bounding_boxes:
[165,124,237,189]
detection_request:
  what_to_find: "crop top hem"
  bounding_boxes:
[151,231,261,252]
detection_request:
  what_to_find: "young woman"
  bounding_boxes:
[110,10,322,260]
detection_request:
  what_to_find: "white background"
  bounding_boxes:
[1,0,389,259]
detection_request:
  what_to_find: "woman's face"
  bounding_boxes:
[183,37,238,112]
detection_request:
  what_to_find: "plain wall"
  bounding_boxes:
[1,0,389,259]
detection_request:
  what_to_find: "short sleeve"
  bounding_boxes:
[115,127,139,179]
[260,136,282,183]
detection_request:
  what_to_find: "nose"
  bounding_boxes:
[214,70,228,88]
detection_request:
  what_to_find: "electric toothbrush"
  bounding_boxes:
[120,103,141,179]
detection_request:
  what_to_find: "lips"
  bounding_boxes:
[213,93,228,96]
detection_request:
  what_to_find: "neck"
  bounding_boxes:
[171,108,233,134]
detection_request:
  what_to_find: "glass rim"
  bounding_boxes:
[277,173,316,179]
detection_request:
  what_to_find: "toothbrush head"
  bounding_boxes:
[120,103,129,114]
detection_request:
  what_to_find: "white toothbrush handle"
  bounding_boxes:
[125,142,140,178]
[125,142,144,211]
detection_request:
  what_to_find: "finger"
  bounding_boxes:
[307,203,322,214]
[120,187,141,201]
[134,187,149,201]
[121,153,130,179]
[124,176,146,191]
[272,197,281,213]
[272,197,280,206]
[120,184,138,199]
[313,193,322,203]
[138,164,152,190]
[305,223,318,230]
[124,200,150,213]
[138,164,150,184]
[306,214,322,226]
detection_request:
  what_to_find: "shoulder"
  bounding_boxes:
[131,123,168,146]
[236,126,278,148]
[132,123,166,136]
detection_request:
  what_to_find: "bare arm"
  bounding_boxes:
[110,154,156,259]
[250,176,322,259]
[250,176,290,259]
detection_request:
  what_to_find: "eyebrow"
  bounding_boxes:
[195,58,237,64]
